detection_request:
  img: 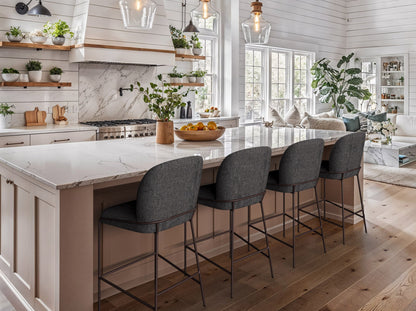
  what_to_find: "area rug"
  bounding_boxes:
[364,162,416,188]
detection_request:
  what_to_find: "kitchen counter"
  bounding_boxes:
[0,123,98,137]
[0,125,347,190]
[173,115,240,124]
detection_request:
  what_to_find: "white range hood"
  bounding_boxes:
[69,0,175,66]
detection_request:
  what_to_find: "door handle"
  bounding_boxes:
[6,179,14,185]
[53,139,70,143]
[5,142,25,146]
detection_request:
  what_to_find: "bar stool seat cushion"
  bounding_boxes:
[100,201,144,233]
[267,170,318,193]
[198,184,264,210]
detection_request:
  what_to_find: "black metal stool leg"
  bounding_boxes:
[292,192,296,268]
[356,175,368,234]
[341,179,345,245]
[184,222,187,274]
[189,220,206,307]
[314,187,326,253]
[297,192,300,233]
[260,202,274,278]
[230,207,235,298]
[283,193,286,237]
[154,230,159,310]
[247,205,251,251]
[323,178,327,219]
[98,221,102,311]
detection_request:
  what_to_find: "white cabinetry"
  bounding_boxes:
[30,131,96,146]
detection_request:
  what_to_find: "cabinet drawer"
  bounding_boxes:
[0,135,30,148]
[30,131,96,146]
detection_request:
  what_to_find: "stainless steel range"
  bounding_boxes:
[81,119,157,140]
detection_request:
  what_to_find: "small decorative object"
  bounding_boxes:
[383,62,389,71]
[43,20,74,45]
[26,60,42,82]
[49,67,63,82]
[168,66,184,84]
[180,105,186,119]
[393,106,398,114]
[187,73,197,83]
[2,68,20,82]
[191,33,203,56]
[170,25,190,54]
[391,94,396,99]
[24,107,47,127]
[0,103,15,129]
[175,121,225,141]
[52,105,68,125]
[400,95,405,100]
[262,118,274,128]
[132,74,194,144]
[372,119,396,145]
[241,0,271,44]
[190,0,219,33]
[186,101,193,119]
[19,74,29,82]
[6,26,25,42]
[199,112,210,118]
[203,106,220,117]
[381,103,388,113]
[119,0,157,30]
[29,29,48,44]
[399,76,404,86]
[193,69,207,83]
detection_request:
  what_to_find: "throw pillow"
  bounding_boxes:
[284,106,302,126]
[269,106,289,127]
[342,116,361,132]
[306,115,346,131]
[368,112,387,122]
[300,112,334,128]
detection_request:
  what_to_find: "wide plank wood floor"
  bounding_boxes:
[95,180,416,310]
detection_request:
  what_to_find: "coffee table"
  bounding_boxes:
[364,140,416,167]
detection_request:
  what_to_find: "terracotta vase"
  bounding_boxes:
[156,121,174,144]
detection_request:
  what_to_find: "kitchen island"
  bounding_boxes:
[0,125,361,311]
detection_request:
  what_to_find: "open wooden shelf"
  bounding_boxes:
[169,83,204,87]
[0,82,72,88]
[175,54,206,61]
[0,41,72,51]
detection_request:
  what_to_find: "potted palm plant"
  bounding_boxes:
[43,20,74,45]
[132,74,192,144]
[26,60,42,82]
[0,103,15,129]
[6,26,25,42]
[2,68,20,82]
[49,67,63,82]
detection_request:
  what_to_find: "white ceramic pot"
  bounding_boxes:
[175,48,187,55]
[0,115,10,129]
[1,73,19,82]
[170,77,183,84]
[30,36,47,44]
[49,74,62,82]
[193,48,202,56]
[28,71,42,82]
[7,35,23,42]
[196,77,204,84]
[188,76,197,83]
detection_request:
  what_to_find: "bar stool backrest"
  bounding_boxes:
[216,147,272,203]
[328,132,366,175]
[278,139,325,191]
[136,156,203,232]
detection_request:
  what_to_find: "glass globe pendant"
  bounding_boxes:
[191,0,219,32]
[119,0,157,30]
[242,0,271,44]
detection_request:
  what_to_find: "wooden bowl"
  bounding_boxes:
[175,126,226,141]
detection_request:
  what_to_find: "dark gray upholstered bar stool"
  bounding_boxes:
[188,147,274,298]
[320,132,367,245]
[252,139,326,268]
[97,156,206,311]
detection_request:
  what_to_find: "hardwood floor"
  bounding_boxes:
[96,180,416,311]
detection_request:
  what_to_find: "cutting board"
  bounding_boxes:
[52,105,68,125]
[25,107,47,127]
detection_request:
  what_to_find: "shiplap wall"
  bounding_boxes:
[346,0,416,115]
[0,0,79,126]
[238,0,348,120]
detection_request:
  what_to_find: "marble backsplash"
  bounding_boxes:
[79,63,156,121]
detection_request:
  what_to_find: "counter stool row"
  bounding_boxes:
[97,132,367,310]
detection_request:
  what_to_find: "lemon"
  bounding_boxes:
[180,125,188,131]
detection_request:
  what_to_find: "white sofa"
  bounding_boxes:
[390,114,416,144]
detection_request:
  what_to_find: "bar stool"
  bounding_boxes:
[188,147,274,298]
[320,132,367,244]
[252,139,326,268]
[97,156,206,310]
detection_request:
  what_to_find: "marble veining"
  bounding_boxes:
[364,141,416,168]
[0,125,348,190]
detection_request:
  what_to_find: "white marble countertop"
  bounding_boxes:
[0,124,98,137]
[173,116,240,123]
[0,125,347,190]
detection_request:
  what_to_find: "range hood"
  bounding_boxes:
[69,0,175,66]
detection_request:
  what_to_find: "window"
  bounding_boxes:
[244,47,315,122]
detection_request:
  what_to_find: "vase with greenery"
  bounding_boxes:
[0,103,15,129]
[193,69,207,83]
[167,66,184,84]
[169,25,190,54]
[49,67,63,82]
[6,26,25,42]
[131,74,192,144]
[191,33,203,56]
[44,20,74,45]
[26,60,42,82]
[311,53,372,117]
[2,68,20,82]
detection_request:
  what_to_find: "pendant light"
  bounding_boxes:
[119,0,157,30]
[190,0,219,32]
[182,0,199,33]
[15,0,51,16]
[241,0,271,44]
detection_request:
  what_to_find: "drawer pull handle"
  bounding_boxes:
[53,139,70,143]
[5,142,25,146]
[6,179,14,185]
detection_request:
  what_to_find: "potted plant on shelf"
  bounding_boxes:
[169,25,190,55]
[168,67,184,84]
[29,29,48,44]
[187,72,197,83]
[26,60,42,82]
[193,69,207,83]
[43,20,74,46]
[399,76,404,86]
[191,33,203,56]
[2,68,20,82]
[311,53,372,117]
[5,26,25,42]
[49,67,63,82]
[132,74,192,144]
[0,103,15,129]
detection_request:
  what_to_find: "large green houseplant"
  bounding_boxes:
[311,53,372,117]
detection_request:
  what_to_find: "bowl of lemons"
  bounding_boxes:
[175,121,226,141]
